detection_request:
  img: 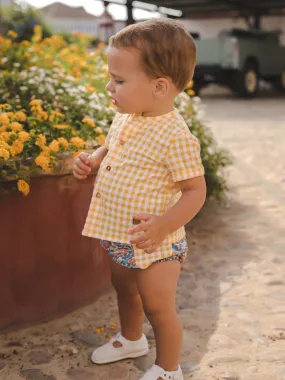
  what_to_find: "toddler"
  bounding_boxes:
[73,18,206,380]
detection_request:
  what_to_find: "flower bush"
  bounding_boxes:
[0,27,114,197]
[0,27,231,200]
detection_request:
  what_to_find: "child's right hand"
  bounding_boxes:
[73,152,92,180]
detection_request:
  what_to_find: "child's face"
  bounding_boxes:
[106,47,155,115]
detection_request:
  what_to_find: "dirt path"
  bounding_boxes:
[1,93,285,380]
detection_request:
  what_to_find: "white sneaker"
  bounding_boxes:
[140,364,184,380]
[91,332,149,364]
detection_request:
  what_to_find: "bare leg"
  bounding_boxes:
[110,260,145,342]
[136,260,182,371]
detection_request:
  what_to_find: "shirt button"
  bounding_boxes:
[96,192,101,198]
[119,140,125,145]
[106,166,111,171]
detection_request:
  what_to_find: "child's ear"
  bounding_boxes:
[153,78,170,98]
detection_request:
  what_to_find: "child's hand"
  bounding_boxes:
[73,152,92,180]
[128,213,170,254]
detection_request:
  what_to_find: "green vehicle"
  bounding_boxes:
[193,28,285,98]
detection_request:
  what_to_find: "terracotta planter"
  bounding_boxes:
[0,174,110,331]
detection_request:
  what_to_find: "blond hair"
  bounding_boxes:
[109,19,196,91]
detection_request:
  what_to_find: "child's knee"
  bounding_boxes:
[143,299,175,325]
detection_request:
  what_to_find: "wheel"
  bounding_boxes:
[233,61,259,98]
[274,69,285,93]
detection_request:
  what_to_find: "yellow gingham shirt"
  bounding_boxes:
[82,109,204,269]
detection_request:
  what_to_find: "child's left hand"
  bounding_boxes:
[128,213,169,254]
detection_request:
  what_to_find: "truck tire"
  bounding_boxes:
[274,69,285,93]
[233,61,259,98]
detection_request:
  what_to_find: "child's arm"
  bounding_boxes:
[160,175,206,234]
[129,176,206,253]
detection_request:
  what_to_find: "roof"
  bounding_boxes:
[138,0,285,18]
[41,2,97,20]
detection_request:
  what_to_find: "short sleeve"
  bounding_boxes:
[166,131,204,182]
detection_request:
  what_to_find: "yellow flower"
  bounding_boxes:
[187,80,194,89]
[18,131,30,143]
[82,117,95,127]
[0,104,10,110]
[0,140,10,149]
[70,67,81,78]
[49,110,64,123]
[0,132,12,142]
[35,134,46,148]
[187,89,195,97]
[8,30,18,39]
[97,42,105,49]
[0,125,7,133]
[1,39,11,50]
[80,61,88,69]
[85,85,96,93]
[0,148,10,160]
[57,137,68,149]
[59,48,69,57]
[35,155,51,172]
[39,146,50,158]
[0,114,9,125]
[70,137,87,149]
[10,122,23,132]
[54,124,70,130]
[11,140,24,155]
[70,44,79,52]
[30,99,42,107]
[32,25,43,43]
[36,110,48,121]
[98,135,106,146]
[49,140,60,153]
[95,127,103,134]
[15,111,27,122]
[20,40,31,48]
[17,180,30,196]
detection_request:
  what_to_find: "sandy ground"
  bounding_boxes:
[1,88,285,380]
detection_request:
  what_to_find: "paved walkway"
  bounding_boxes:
[1,93,285,380]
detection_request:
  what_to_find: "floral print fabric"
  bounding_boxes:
[100,237,188,269]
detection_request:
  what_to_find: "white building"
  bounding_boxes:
[40,2,99,36]
[1,0,14,7]
[0,0,13,8]
[39,2,125,42]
